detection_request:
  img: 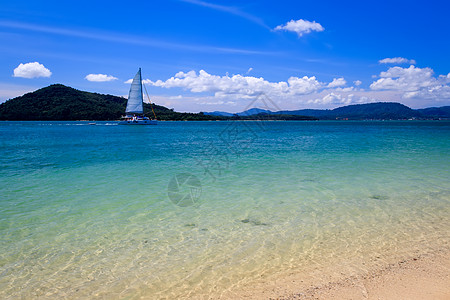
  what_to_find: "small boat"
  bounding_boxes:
[119,68,157,125]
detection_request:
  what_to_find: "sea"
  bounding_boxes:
[0,120,449,299]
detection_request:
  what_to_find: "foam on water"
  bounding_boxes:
[0,121,449,298]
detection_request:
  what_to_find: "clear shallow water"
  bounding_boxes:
[0,121,449,299]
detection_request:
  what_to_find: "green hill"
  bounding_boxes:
[0,84,124,120]
[0,84,223,121]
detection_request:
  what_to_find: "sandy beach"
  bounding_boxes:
[230,248,450,299]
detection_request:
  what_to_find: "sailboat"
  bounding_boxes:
[119,68,157,125]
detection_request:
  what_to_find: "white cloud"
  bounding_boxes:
[13,62,52,78]
[246,67,253,74]
[287,76,323,94]
[145,67,450,113]
[370,65,450,100]
[379,57,416,65]
[150,70,323,99]
[335,87,355,92]
[318,93,352,105]
[438,73,450,83]
[274,19,324,37]
[371,65,434,92]
[85,74,118,82]
[327,77,346,88]
[309,93,376,106]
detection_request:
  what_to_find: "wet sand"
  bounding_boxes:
[230,248,450,299]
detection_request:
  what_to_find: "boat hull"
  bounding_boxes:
[118,119,157,125]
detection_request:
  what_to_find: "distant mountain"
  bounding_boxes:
[204,108,273,117]
[237,108,272,116]
[275,109,332,118]
[203,111,234,117]
[206,102,450,120]
[328,102,422,119]
[416,106,450,119]
[269,102,422,119]
[319,102,421,119]
[231,113,317,121]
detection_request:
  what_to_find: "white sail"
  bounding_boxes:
[125,68,144,114]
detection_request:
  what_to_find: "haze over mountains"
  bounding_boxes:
[0,84,449,121]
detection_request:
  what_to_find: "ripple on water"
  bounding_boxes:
[0,121,449,298]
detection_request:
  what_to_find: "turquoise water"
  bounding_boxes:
[0,121,449,298]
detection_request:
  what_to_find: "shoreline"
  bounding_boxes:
[228,247,450,299]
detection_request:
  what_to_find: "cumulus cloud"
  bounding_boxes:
[318,93,352,105]
[370,66,450,100]
[378,57,416,65]
[150,70,323,99]
[309,93,376,106]
[327,77,346,88]
[13,62,52,78]
[371,65,434,92]
[439,73,450,83]
[274,19,324,37]
[147,67,450,112]
[85,74,118,82]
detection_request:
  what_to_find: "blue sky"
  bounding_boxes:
[1,0,449,112]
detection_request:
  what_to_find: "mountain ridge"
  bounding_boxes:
[1,84,449,120]
[206,102,450,120]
